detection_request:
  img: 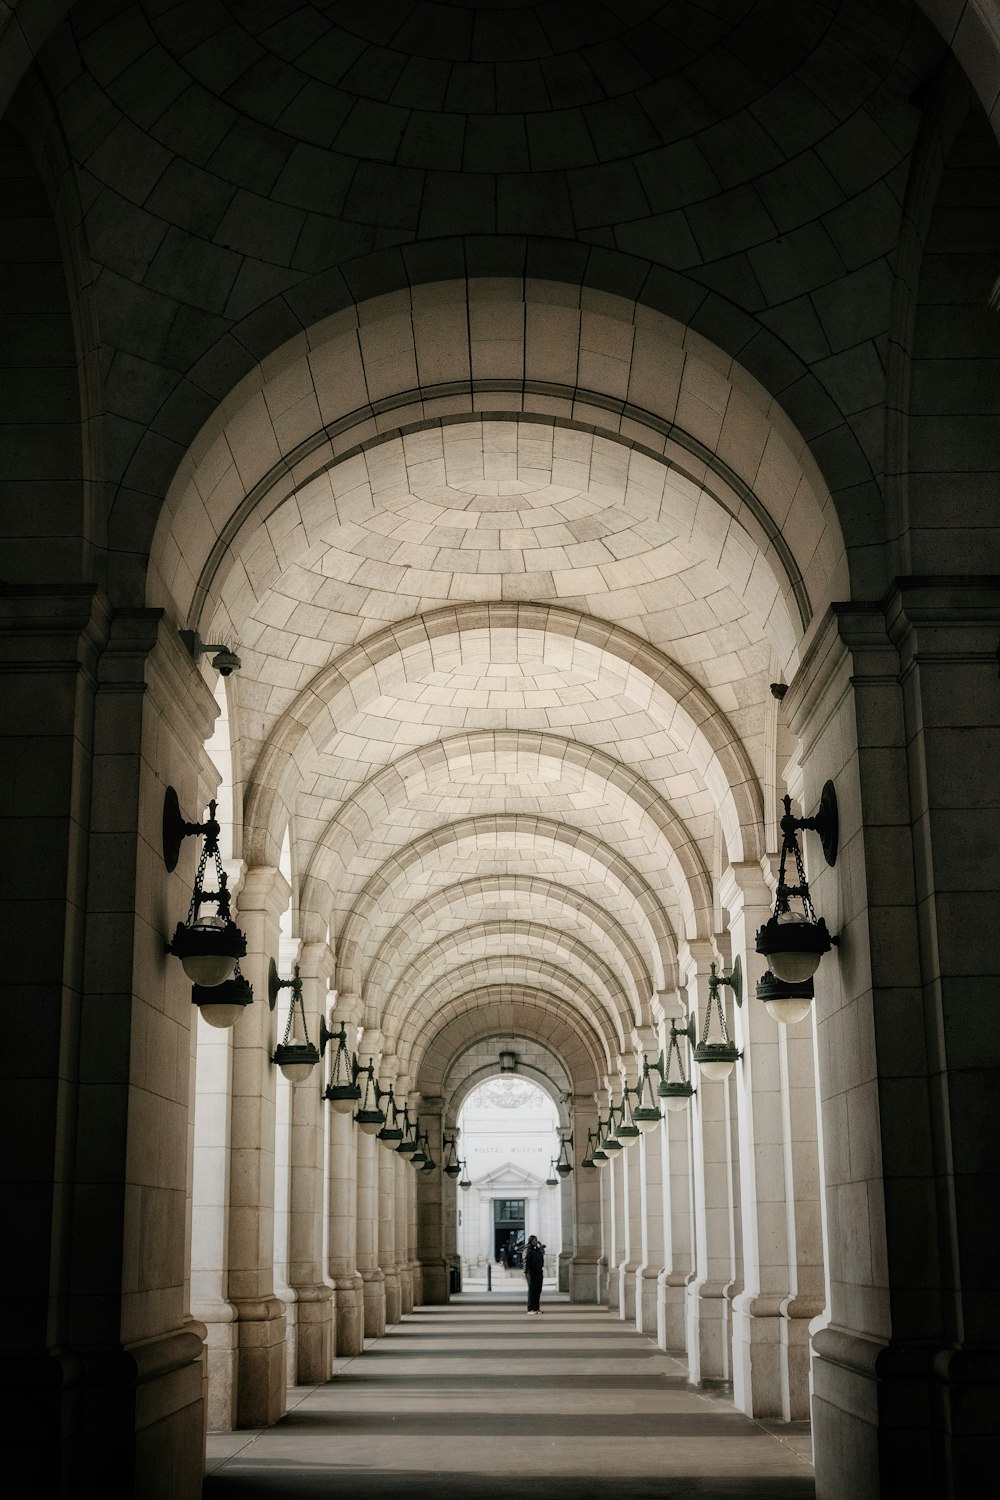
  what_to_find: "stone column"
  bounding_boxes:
[618,1059,643,1324]
[636,1053,666,1337]
[608,1136,624,1312]
[407,1094,423,1305]
[327,998,363,1356]
[394,1072,414,1314]
[191,994,238,1431]
[569,1096,601,1302]
[228,865,290,1427]
[722,862,824,1420]
[356,1029,386,1337]
[685,944,738,1387]
[416,1097,449,1303]
[657,997,695,1349]
[286,943,335,1383]
[441,1115,460,1296]
[378,1056,401,1327]
[558,1148,574,1293]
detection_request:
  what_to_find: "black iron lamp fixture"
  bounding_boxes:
[545,1158,560,1188]
[689,957,743,1081]
[269,959,329,1083]
[616,1088,641,1150]
[191,957,254,1029]
[580,1130,598,1170]
[164,789,247,990]
[629,1066,663,1134]
[408,1123,427,1167]
[377,1085,404,1147]
[458,1159,472,1191]
[756,970,815,1026]
[591,1128,610,1169]
[555,1135,574,1177]
[354,1061,386,1135]
[600,1101,624,1157]
[443,1134,462,1177]
[394,1107,419,1157]
[756,784,838,985]
[324,1024,363,1113]
[652,1021,696,1112]
[418,1131,436,1173]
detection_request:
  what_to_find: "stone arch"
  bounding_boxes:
[355,874,653,1021]
[244,602,763,875]
[330,813,677,994]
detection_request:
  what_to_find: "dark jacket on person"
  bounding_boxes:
[524,1244,545,1278]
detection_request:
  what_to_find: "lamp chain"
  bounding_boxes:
[702,980,731,1046]
[279,968,311,1048]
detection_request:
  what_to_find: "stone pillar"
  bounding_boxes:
[569,1097,601,1302]
[394,1072,414,1314]
[441,1116,460,1297]
[657,997,695,1349]
[558,1147,574,1293]
[416,1098,449,1303]
[327,999,363,1356]
[685,944,738,1387]
[378,1057,401,1327]
[407,1095,423,1305]
[637,1098,665,1336]
[619,1060,643,1324]
[356,1029,386,1337]
[798,589,1000,1498]
[191,1000,238,1430]
[722,863,824,1420]
[608,1139,624,1312]
[229,865,290,1427]
[285,943,335,1383]
[6,605,214,1493]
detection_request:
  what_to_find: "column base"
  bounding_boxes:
[569,1256,601,1303]
[383,1266,401,1327]
[557,1250,572,1293]
[812,1327,1000,1500]
[193,1298,238,1431]
[732,1292,784,1418]
[636,1265,661,1335]
[409,1259,424,1307]
[419,1259,450,1305]
[686,1278,733,1388]
[333,1274,364,1356]
[293,1285,335,1385]
[657,1270,690,1351]
[235,1297,287,1428]
[619,1259,641,1322]
[361,1268,386,1337]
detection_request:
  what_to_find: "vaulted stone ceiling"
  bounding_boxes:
[36,0,960,1094]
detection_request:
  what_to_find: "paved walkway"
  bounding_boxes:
[204,1291,815,1499]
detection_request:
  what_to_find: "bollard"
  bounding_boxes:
[487,1263,492,1292]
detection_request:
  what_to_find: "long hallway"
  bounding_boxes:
[204,1293,815,1499]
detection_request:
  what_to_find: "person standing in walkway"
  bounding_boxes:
[524,1235,545,1314]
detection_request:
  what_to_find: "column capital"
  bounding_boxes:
[297,941,334,983]
[378,1053,399,1086]
[651,989,684,1024]
[238,865,292,920]
[333,992,363,1026]
[358,1028,382,1066]
[630,1026,658,1060]
[719,860,775,914]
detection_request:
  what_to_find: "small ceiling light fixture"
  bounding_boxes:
[443,1134,462,1177]
[653,1021,696,1112]
[164,790,247,990]
[458,1159,472,1191]
[690,958,743,1082]
[268,959,328,1083]
[756,784,838,984]
[179,630,241,677]
[498,1049,518,1073]
[354,1061,386,1135]
[555,1135,574,1177]
[324,1024,362,1113]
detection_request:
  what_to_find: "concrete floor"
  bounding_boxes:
[204,1290,815,1499]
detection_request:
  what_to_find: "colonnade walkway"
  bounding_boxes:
[204,1292,815,1499]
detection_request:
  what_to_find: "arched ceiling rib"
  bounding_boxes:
[323,812,677,990]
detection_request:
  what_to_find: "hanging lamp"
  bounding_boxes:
[555,1135,574,1176]
[654,1021,696,1111]
[354,1061,386,1134]
[164,790,247,989]
[756,784,838,983]
[324,1024,362,1113]
[268,960,326,1083]
[689,958,743,1081]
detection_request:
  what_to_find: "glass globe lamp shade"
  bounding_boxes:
[177,915,244,987]
[274,1041,320,1084]
[192,972,253,1029]
[633,1109,661,1134]
[756,910,831,984]
[764,995,813,1024]
[699,1057,735,1082]
[665,1094,690,1113]
[444,1161,461,1177]
[327,1084,361,1114]
[768,949,822,984]
[556,1161,572,1177]
[356,1109,385,1135]
[459,1177,471,1192]
[593,1149,608,1168]
[617,1123,640,1149]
